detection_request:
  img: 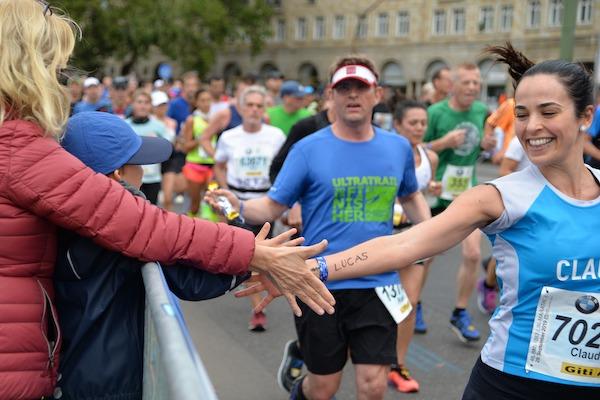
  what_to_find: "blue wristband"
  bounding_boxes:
[315,256,328,282]
[238,201,245,224]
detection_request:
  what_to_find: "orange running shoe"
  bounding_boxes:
[248,311,266,332]
[388,365,419,393]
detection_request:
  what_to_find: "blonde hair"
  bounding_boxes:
[0,0,79,137]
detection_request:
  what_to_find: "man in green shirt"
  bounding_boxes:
[267,80,313,135]
[423,63,496,343]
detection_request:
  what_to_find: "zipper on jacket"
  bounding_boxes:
[37,281,61,370]
[66,249,82,280]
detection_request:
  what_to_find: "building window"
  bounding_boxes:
[433,9,446,35]
[452,8,465,34]
[357,15,368,39]
[296,17,307,40]
[479,6,494,32]
[333,15,346,39]
[500,5,513,31]
[275,18,285,41]
[314,16,325,40]
[377,12,389,37]
[395,11,409,37]
[577,0,592,24]
[527,0,541,28]
[548,0,563,27]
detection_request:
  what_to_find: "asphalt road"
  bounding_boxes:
[181,161,500,400]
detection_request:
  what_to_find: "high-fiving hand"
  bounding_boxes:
[246,223,335,316]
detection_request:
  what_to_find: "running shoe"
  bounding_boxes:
[477,278,497,315]
[449,310,480,342]
[289,375,305,400]
[414,302,427,334]
[248,311,266,332]
[278,340,304,392]
[388,365,419,393]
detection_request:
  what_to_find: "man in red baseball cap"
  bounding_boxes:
[211,55,431,400]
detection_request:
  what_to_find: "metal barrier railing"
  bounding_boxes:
[141,262,219,400]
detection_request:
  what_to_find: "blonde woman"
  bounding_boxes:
[0,2,333,398]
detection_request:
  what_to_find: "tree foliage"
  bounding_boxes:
[55,0,273,76]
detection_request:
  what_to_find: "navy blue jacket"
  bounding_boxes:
[53,229,248,400]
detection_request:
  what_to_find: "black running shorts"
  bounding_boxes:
[161,150,186,174]
[462,356,600,400]
[294,288,397,375]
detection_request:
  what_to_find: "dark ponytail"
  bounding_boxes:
[485,42,534,84]
[486,42,593,117]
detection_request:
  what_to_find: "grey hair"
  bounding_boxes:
[239,85,267,107]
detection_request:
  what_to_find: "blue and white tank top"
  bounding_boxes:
[481,165,600,387]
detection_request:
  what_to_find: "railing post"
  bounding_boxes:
[141,262,219,400]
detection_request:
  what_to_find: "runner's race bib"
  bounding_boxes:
[441,165,473,200]
[375,283,412,324]
[526,286,600,383]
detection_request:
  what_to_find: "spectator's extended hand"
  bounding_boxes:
[247,223,334,317]
[256,223,304,248]
[236,224,299,310]
[236,273,281,313]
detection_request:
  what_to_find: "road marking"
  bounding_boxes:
[406,342,464,374]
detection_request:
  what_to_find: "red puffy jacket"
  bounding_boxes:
[0,119,255,399]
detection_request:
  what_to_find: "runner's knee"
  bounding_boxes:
[355,367,388,400]
[462,244,481,265]
[305,375,340,400]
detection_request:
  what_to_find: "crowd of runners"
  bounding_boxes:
[215,46,600,399]
[2,1,600,399]
[46,43,600,400]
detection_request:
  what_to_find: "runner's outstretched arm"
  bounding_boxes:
[314,184,503,281]
[236,184,503,306]
[205,189,289,225]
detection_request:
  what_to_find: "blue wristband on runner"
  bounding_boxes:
[315,256,328,282]
[239,201,245,224]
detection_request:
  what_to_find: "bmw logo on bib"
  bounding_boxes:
[575,295,599,314]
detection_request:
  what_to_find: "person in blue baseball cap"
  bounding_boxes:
[55,110,253,399]
[62,111,173,188]
[267,80,313,135]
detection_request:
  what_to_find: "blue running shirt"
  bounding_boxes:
[268,126,418,290]
[481,165,600,387]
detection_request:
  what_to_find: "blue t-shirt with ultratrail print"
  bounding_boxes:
[268,126,418,290]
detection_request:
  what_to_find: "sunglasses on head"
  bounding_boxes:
[35,0,53,17]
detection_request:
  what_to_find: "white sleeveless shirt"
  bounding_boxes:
[414,145,432,191]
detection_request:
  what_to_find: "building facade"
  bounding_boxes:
[213,0,598,105]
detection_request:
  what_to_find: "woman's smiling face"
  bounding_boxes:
[514,73,593,168]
